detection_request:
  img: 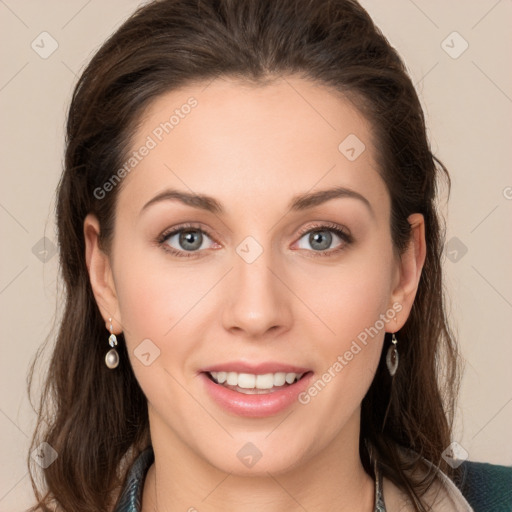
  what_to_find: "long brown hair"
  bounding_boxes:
[28,0,460,510]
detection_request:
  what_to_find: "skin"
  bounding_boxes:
[84,76,426,511]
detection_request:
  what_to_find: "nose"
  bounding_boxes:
[222,242,293,339]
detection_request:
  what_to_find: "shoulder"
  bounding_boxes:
[452,460,512,512]
[383,472,469,512]
[383,458,512,512]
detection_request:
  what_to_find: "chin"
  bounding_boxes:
[196,435,311,477]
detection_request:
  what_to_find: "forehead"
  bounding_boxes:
[117,75,387,219]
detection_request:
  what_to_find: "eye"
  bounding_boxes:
[295,223,352,254]
[157,223,218,257]
[156,222,352,258]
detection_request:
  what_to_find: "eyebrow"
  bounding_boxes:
[140,186,374,217]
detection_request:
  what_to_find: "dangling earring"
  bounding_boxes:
[386,333,399,376]
[105,317,120,369]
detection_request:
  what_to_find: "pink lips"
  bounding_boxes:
[199,361,313,418]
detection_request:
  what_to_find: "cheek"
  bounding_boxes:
[294,255,393,435]
[113,237,210,337]
[302,243,395,346]
[292,236,395,408]
[112,257,201,411]
[112,243,225,388]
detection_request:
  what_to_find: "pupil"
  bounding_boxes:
[180,230,202,250]
[310,230,332,250]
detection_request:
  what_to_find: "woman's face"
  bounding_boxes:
[85,76,422,475]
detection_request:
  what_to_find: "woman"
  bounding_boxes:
[28,0,512,511]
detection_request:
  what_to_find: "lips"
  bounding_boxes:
[199,362,313,417]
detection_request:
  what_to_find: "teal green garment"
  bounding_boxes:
[113,447,512,511]
[452,460,512,511]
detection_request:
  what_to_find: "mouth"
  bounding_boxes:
[199,364,314,418]
[205,370,308,395]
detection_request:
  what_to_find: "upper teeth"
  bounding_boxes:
[209,371,304,389]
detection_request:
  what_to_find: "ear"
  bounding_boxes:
[83,213,122,333]
[389,213,426,331]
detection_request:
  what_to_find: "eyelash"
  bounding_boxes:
[156,222,353,258]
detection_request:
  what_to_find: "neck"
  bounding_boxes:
[142,411,375,512]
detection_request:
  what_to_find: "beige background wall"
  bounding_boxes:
[1,1,511,509]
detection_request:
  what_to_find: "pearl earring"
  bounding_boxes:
[105,317,119,369]
[386,333,399,376]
